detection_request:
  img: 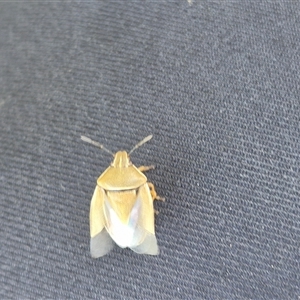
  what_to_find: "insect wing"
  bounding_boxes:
[90,227,114,258]
[90,186,114,258]
[130,231,159,255]
[103,183,158,255]
[130,183,159,255]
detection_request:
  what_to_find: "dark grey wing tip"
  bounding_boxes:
[90,228,114,258]
[130,232,159,255]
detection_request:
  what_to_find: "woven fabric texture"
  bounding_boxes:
[1,1,299,299]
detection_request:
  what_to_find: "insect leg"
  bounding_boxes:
[138,165,155,172]
[147,182,165,202]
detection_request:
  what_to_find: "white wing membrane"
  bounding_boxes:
[103,183,159,255]
[104,198,138,248]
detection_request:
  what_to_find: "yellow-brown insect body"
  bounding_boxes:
[97,151,147,191]
[87,147,159,258]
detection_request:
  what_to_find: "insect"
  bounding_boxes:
[81,134,164,258]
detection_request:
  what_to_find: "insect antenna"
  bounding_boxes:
[128,134,153,155]
[81,135,114,156]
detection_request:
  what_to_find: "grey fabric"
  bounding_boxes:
[1,1,300,299]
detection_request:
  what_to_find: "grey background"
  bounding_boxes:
[1,1,300,299]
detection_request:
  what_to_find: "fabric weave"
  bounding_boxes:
[0,1,299,299]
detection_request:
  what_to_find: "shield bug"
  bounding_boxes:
[81,135,164,258]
